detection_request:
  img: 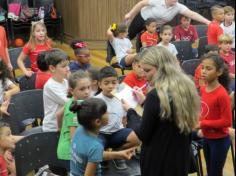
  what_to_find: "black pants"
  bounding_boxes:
[128,12,145,40]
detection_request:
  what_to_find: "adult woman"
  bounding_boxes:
[125,0,211,39]
[123,46,201,176]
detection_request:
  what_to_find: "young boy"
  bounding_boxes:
[42,49,70,132]
[95,66,140,170]
[220,6,235,49]
[123,54,147,95]
[207,5,224,45]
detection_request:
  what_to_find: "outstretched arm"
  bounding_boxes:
[181,9,210,25]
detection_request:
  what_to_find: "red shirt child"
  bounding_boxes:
[141,31,158,47]
[207,20,224,45]
[0,27,11,69]
[220,50,235,74]
[174,25,198,42]
[0,155,7,176]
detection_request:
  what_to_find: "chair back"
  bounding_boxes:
[19,73,36,91]
[181,59,201,76]
[32,0,54,8]
[15,131,66,176]
[172,40,193,61]
[194,25,207,38]
[198,36,208,58]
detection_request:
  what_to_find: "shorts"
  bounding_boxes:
[119,57,131,68]
[98,128,133,149]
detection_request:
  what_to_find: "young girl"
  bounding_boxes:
[0,60,20,116]
[157,25,178,57]
[199,52,232,176]
[141,18,158,47]
[57,70,92,171]
[17,20,52,77]
[107,23,136,67]
[70,98,135,176]
[69,40,91,72]
[87,67,101,96]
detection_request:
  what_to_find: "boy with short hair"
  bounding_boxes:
[207,5,224,45]
[95,66,140,170]
[220,6,235,49]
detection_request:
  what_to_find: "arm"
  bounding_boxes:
[107,26,114,41]
[125,0,149,22]
[181,9,210,25]
[5,48,12,71]
[4,83,20,101]
[17,52,33,77]
[56,107,64,130]
[84,162,97,176]
[69,126,77,139]
[103,148,135,161]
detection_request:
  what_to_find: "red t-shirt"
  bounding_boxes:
[0,26,9,65]
[140,31,158,47]
[200,85,232,139]
[23,42,52,72]
[174,25,198,42]
[35,71,52,89]
[123,71,147,95]
[220,50,235,74]
[207,20,223,45]
[0,155,7,176]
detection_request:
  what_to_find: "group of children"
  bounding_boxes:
[0,3,234,176]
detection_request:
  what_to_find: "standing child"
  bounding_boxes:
[70,98,135,176]
[69,40,91,72]
[42,49,70,132]
[207,5,224,45]
[140,18,158,47]
[0,26,12,71]
[107,23,136,67]
[57,70,92,171]
[158,25,178,58]
[199,53,232,176]
[17,20,52,77]
[220,6,235,49]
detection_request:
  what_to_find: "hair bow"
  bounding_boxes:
[31,19,44,26]
[111,23,117,31]
[75,42,87,48]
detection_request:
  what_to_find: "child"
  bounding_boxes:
[87,67,101,96]
[17,20,52,77]
[218,34,235,79]
[57,71,92,171]
[123,54,147,95]
[0,26,12,71]
[69,40,91,72]
[207,5,224,45]
[95,66,139,170]
[107,23,136,67]
[157,25,178,57]
[35,51,52,89]
[0,60,19,116]
[199,53,232,176]
[42,49,70,132]
[220,6,235,49]
[70,98,135,176]
[140,18,158,47]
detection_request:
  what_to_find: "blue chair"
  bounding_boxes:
[181,59,201,76]
[195,25,207,38]
[172,40,193,61]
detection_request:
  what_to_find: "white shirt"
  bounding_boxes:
[220,22,235,48]
[110,37,132,63]
[141,0,188,27]
[0,79,14,104]
[42,78,69,132]
[158,42,178,56]
[95,93,126,134]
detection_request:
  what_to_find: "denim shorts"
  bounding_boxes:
[119,57,128,68]
[98,128,133,149]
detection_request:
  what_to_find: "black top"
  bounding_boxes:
[134,89,192,176]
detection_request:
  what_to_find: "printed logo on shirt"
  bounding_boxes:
[201,100,209,118]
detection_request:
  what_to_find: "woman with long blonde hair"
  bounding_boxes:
[123,46,201,176]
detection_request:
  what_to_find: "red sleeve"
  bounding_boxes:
[2,28,7,48]
[0,156,8,176]
[174,26,181,40]
[194,64,201,88]
[192,26,199,40]
[123,72,135,88]
[200,92,232,128]
[140,32,147,43]
[22,43,31,55]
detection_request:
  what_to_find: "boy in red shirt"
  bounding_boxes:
[140,18,158,48]
[123,54,147,95]
[207,5,224,45]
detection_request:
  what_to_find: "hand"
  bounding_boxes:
[4,150,16,176]
[24,70,34,77]
[121,99,131,112]
[197,129,204,138]
[132,86,146,105]
[0,100,10,116]
[124,13,131,24]
[7,63,13,71]
[3,91,11,102]
[118,147,136,160]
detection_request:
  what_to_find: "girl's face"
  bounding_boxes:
[146,22,157,34]
[201,59,222,83]
[33,24,46,43]
[224,12,235,23]
[160,29,173,43]
[132,62,145,79]
[71,78,91,100]
[0,127,15,150]
[141,63,157,83]
[76,49,90,65]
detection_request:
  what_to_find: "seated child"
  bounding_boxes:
[141,18,158,47]
[70,98,135,176]
[158,25,178,58]
[123,54,147,95]
[87,67,101,96]
[107,23,136,67]
[95,66,140,170]
[69,40,91,72]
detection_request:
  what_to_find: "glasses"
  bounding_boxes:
[78,54,90,58]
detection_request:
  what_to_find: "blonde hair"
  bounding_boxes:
[140,46,200,134]
[224,6,235,14]
[219,34,233,44]
[28,21,51,51]
[211,5,223,17]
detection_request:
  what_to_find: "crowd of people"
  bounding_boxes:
[0,0,235,176]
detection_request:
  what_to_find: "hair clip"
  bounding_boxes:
[111,23,117,31]
[75,42,87,49]
[31,19,44,26]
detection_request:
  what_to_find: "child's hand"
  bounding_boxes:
[7,63,13,71]
[0,100,10,116]
[121,99,131,112]
[4,150,16,176]
[118,147,136,160]
[24,70,34,77]
[132,87,146,105]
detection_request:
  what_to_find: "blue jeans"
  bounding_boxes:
[203,135,231,176]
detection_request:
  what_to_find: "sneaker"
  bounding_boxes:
[112,159,128,170]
